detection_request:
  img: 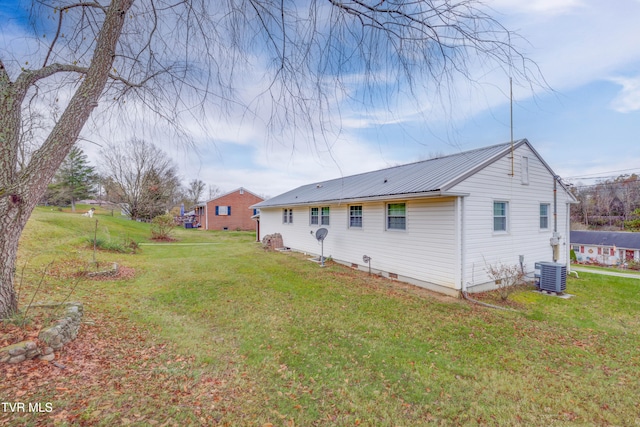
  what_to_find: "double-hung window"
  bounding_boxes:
[349,205,363,228]
[310,207,319,225]
[540,203,550,230]
[387,203,406,230]
[493,201,508,232]
[321,207,330,225]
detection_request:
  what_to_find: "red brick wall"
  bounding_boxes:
[205,189,263,231]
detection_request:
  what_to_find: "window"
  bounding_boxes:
[310,207,319,225]
[387,203,406,230]
[540,203,550,229]
[349,205,362,228]
[493,201,508,232]
[283,208,293,224]
[216,206,230,216]
[321,207,330,225]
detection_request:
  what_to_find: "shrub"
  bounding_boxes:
[151,214,176,241]
[485,261,526,301]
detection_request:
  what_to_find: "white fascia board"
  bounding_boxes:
[256,191,470,208]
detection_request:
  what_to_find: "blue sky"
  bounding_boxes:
[2,0,640,198]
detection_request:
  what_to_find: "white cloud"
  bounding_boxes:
[609,76,640,113]
[488,0,585,15]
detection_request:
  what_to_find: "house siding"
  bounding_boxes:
[255,141,575,295]
[259,198,458,292]
[450,144,572,289]
[205,189,263,231]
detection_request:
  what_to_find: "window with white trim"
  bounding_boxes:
[540,203,550,229]
[349,205,362,228]
[310,207,319,225]
[387,203,406,230]
[321,207,330,225]
[493,201,508,232]
[283,208,293,224]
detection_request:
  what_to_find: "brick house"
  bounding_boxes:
[204,188,264,231]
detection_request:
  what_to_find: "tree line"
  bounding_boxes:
[43,141,222,222]
[570,174,640,230]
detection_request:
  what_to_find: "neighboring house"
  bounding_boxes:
[204,188,264,231]
[570,230,640,265]
[252,139,577,296]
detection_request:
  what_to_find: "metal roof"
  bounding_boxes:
[255,140,530,208]
[570,231,640,250]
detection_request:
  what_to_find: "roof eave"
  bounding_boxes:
[253,190,470,208]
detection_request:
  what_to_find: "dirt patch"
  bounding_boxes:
[46,258,136,281]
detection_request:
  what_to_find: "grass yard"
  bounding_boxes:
[2,207,640,425]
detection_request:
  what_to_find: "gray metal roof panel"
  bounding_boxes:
[570,231,640,250]
[255,141,521,208]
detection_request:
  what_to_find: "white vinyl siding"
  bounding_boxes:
[521,156,529,185]
[449,143,571,289]
[258,199,457,291]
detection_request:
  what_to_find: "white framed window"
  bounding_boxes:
[321,207,330,225]
[283,208,293,224]
[493,201,508,232]
[540,203,550,229]
[310,207,319,225]
[387,203,406,230]
[216,206,230,216]
[349,205,363,228]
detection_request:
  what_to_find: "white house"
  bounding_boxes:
[253,140,577,296]
[571,230,640,266]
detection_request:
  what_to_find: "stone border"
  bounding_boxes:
[87,262,119,277]
[0,302,83,364]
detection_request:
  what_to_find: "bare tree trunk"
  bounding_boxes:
[0,0,133,318]
[0,215,24,318]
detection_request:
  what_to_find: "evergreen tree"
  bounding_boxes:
[47,146,98,211]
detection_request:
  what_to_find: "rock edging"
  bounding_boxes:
[0,302,83,364]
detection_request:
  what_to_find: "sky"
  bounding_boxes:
[1,0,639,199]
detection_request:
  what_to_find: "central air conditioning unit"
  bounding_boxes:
[535,262,567,293]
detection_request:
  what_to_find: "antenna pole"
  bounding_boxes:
[510,77,514,176]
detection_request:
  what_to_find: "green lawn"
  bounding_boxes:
[3,207,640,425]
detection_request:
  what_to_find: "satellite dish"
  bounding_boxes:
[312,228,328,267]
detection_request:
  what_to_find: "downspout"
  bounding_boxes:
[552,176,560,262]
[459,196,466,294]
